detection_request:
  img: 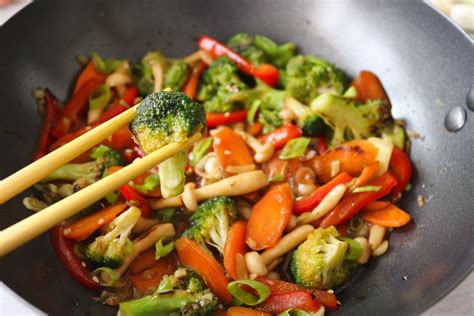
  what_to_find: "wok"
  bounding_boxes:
[0,0,473,315]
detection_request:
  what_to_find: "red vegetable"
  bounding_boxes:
[256,291,321,314]
[198,35,279,87]
[182,61,207,99]
[207,110,248,128]
[293,172,353,215]
[389,147,413,199]
[316,136,328,155]
[33,89,61,161]
[49,226,101,290]
[319,172,397,228]
[259,124,303,151]
[118,185,152,217]
[52,77,103,138]
[93,86,138,125]
[73,61,107,94]
[256,277,338,310]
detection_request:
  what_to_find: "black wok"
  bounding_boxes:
[0,0,473,315]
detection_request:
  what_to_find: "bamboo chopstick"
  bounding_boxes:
[0,133,201,257]
[0,104,139,205]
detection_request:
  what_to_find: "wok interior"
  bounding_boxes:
[0,1,473,315]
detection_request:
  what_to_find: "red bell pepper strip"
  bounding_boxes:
[120,86,138,106]
[118,185,152,217]
[52,77,103,138]
[206,110,248,128]
[198,35,279,87]
[316,136,328,155]
[182,61,207,100]
[319,172,397,228]
[93,86,138,125]
[256,277,338,310]
[259,124,303,151]
[256,291,321,314]
[293,172,353,215]
[49,226,101,290]
[33,89,61,161]
[73,61,107,94]
[389,147,413,199]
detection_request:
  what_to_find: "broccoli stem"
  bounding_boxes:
[42,161,102,183]
[158,149,187,198]
[119,290,197,316]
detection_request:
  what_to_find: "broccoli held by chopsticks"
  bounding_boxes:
[130,90,206,198]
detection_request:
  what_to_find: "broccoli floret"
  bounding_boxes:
[130,91,206,198]
[196,56,248,113]
[227,33,295,68]
[310,92,393,146]
[286,55,348,104]
[164,60,190,91]
[121,269,219,316]
[182,196,237,255]
[41,146,123,184]
[291,226,354,290]
[85,207,141,268]
[284,96,325,136]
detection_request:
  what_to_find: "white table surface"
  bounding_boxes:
[0,1,472,315]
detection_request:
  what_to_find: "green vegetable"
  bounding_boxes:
[196,56,248,113]
[290,226,354,290]
[158,208,176,223]
[342,86,357,99]
[91,52,124,73]
[164,60,190,91]
[156,274,180,294]
[227,33,295,68]
[182,196,238,255]
[89,84,111,110]
[190,137,213,166]
[279,137,311,160]
[247,100,261,124]
[382,124,406,149]
[227,279,270,306]
[284,96,325,136]
[310,92,393,147]
[92,267,118,287]
[278,309,315,316]
[130,91,206,197]
[286,55,348,104]
[155,238,174,260]
[131,174,160,194]
[352,185,381,193]
[85,207,140,268]
[341,237,363,261]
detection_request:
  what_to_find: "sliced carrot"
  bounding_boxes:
[361,204,411,227]
[352,162,380,189]
[176,237,232,303]
[224,221,248,280]
[62,203,127,241]
[129,249,157,275]
[213,311,228,316]
[246,183,293,250]
[73,61,107,95]
[246,122,263,136]
[227,307,271,316]
[311,139,378,183]
[363,201,391,212]
[130,253,177,294]
[213,127,254,173]
[352,70,389,103]
[182,61,207,100]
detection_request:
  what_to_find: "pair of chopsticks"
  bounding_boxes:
[0,104,201,256]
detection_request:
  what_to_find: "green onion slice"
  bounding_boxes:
[280,137,311,160]
[89,84,111,110]
[190,137,213,166]
[155,237,174,260]
[342,237,363,261]
[227,279,270,306]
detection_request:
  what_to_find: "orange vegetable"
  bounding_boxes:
[182,61,207,99]
[213,127,253,173]
[227,307,271,316]
[129,249,157,275]
[361,204,411,227]
[246,122,263,136]
[352,162,380,189]
[352,70,389,103]
[246,183,293,250]
[311,139,378,183]
[176,237,232,303]
[73,61,107,95]
[62,203,127,241]
[130,254,177,294]
[224,221,248,280]
[363,201,391,211]
[213,311,228,316]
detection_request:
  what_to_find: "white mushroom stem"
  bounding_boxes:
[260,225,315,266]
[131,217,160,234]
[182,183,198,211]
[236,131,274,164]
[150,170,269,209]
[105,61,131,87]
[297,184,347,226]
[150,63,164,92]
